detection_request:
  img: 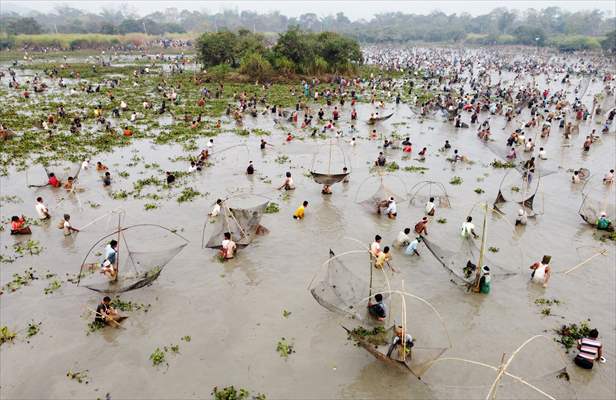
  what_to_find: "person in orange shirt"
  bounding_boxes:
[48,173,61,187]
[123,127,133,137]
[10,215,31,235]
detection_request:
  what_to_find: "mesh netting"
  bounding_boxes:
[78,224,188,293]
[408,181,452,208]
[366,112,394,124]
[423,237,519,287]
[358,183,403,214]
[310,250,383,321]
[494,170,540,212]
[482,141,558,177]
[205,202,268,249]
[310,172,350,185]
[28,161,82,187]
[579,189,616,226]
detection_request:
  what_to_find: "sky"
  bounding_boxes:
[3,0,615,20]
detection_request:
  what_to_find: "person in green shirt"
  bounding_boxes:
[479,266,491,294]
[596,213,613,232]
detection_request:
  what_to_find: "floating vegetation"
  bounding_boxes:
[274,155,289,164]
[110,297,151,313]
[490,159,516,169]
[386,161,400,172]
[26,321,42,338]
[437,218,447,224]
[87,201,101,208]
[474,187,485,194]
[13,240,43,256]
[150,348,167,366]
[212,386,267,400]
[535,298,562,306]
[403,165,428,173]
[276,337,295,359]
[347,326,388,346]
[111,190,129,200]
[3,267,38,292]
[510,186,521,192]
[449,176,463,185]
[177,187,201,203]
[144,203,158,210]
[0,195,22,204]
[0,326,17,345]
[87,320,105,335]
[264,202,280,214]
[554,320,593,352]
[43,279,62,295]
[282,310,292,318]
[66,369,90,384]
[488,246,499,253]
[181,335,191,342]
[118,171,130,178]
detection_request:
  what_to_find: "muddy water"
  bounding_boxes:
[1,64,615,399]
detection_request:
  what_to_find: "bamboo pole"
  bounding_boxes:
[473,203,488,292]
[564,250,608,275]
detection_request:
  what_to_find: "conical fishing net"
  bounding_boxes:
[494,170,540,212]
[310,172,349,185]
[78,224,188,293]
[409,181,451,208]
[579,188,616,226]
[310,250,386,321]
[482,141,558,177]
[205,202,268,249]
[358,183,404,214]
[422,237,519,287]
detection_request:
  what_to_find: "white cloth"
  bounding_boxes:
[461,222,475,238]
[386,201,397,214]
[425,202,435,214]
[35,202,48,219]
[532,263,547,283]
[63,220,72,235]
[210,204,221,217]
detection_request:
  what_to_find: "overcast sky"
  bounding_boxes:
[4,0,615,19]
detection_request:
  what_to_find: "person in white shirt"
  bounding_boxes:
[188,162,198,173]
[370,235,382,258]
[394,228,411,248]
[207,139,214,149]
[130,112,137,122]
[81,159,89,170]
[385,197,397,219]
[61,214,79,236]
[35,197,50,220]
[515,209,528,226]
[461,216,478,239]
[209,199,222,217]
[604,169,614,185]
[538,147,547,160]
[425,197,436,216]
[350,137,356,146]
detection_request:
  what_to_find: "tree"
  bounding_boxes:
[601,30,616,53]
[6,17,43,35]
[197,31,239,67]
[239,52,272,80]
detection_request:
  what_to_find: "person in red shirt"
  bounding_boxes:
[123,127,133,137]
[286,133,293,142]
[10,215,31,235]
[48,173,61,187]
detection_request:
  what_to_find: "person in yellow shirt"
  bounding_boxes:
[375,246,398,272]
[293,201,308,220]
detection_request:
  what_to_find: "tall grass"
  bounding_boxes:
[10,33,194,50]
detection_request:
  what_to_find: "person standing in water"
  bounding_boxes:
[574,329,605,369]
[529,255,552,288]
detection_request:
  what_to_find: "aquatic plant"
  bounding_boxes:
[264,202,280,214]
[181,335,191,342]
[144,203,158,211]
[149,348,167,366]
[211,386,267,400]
[177,187,201,203]
[4,267,38,292]
[110,297,151,312]
[403,165,428,173]
[386,161,400,172]
[488,246,499,253]
[0,326,17,345]
[282,310,292,318]
[449,176,463,185]
[13,240,43,256]
[66,369,89,384]
[554,320,593,352]
[437,218,447,224]
[86,320,105,335]
[43,279,62,295]
[347,326,388,346]
[276,337,295,359]
[490,159,516,169]
[26,321,41,338]
[274,155,290,164]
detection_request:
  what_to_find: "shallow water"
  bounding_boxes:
[1,58,615,399]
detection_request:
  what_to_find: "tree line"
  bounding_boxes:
[1,6,614,51]
[197,27,362,79]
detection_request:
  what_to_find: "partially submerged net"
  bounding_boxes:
[310,171,350,185]
[27,160,82,188]
[310,140,349,185]
[342,290,452,378]
[366,112,394,124]
[423,237,518,288]
[204,202,268,249]
[310,249,386,322]
[77,224,188,293]
[482,140,558,177]
[494,170,541,214]
[579,185,616,226]
[356,176,407,214]
[409,181,452,208]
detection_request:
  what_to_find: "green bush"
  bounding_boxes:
[239,52,272,80]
